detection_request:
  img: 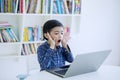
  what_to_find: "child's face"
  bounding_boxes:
[49,26,64,46]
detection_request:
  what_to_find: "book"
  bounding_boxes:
[0,30,4,42]
[8,0,12,13]
[15,0,19,13]
[12,0,16,13]
[29,43,36,54]
[2,29,11,42]
[0,22,12,29]
[28,27,34,41]
[1,29,7,42]
[4,0,8,12]
[56,0,62,14]
[53,0,58,14]
[22,44,28,55]
[6,28,16,42]
[10,28,19,42]
[74,0,81,14]
[0,0,4,13]
[23,27,29,41]
[35,0,41,13]
[26,44,32,55]
[67,0,73,14]
[60,0,65,14]
[28,0,37,13]
[63,0,69,14]
[25,0,29,13]
[19,0,23,13]
[40,0,43,13]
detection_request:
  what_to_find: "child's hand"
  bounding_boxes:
[46,32,55,49]
[62,32,70,48]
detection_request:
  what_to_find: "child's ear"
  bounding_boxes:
[44,33,48,39]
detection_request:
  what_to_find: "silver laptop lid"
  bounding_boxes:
[64,50,111,78]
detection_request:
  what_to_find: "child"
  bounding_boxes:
[37,20,74,71]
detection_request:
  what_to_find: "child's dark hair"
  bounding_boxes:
[43,19,63,40]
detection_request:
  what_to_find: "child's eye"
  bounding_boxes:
[55,33,59,35]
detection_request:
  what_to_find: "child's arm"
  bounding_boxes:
[62,45,74,63]
[62,32,71,52]
[62,32,74,62]
[37,46,55,70]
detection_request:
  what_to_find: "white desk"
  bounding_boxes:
[25,65,120,80]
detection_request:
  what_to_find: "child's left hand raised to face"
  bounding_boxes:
[62,32,71,49]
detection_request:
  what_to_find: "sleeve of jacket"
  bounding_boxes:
[62,45,74,63]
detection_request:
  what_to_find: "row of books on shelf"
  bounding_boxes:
[53,0,81,14]
[26,0,81,14]
[0,0,23,13]
[0,0,81,14]
[23,25,43,42]
[23,25,70,42]
[0,21,70,43]
[21,43,41,55]
[21,26,70,55]
[74,0,81,14]
[0,22,18,42]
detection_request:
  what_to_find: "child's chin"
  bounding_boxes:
[56,43,61,46]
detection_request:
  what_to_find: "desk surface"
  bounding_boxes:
[25,65,120,80]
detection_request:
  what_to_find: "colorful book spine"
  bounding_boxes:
[0,0,4,12]
[74,0,81,14]
[15,0,19,13]
[0,22,12,29]
[12,0,16,13]
[30,43,36,54]
[10,28,19,42]
[56,0,62,14]
[0,30,4,42]
[2,29,11,42]
[6,28,16,42]
[63,0,69,14]
[22,44,28,55]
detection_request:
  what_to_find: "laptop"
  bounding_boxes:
[46,50,111,78]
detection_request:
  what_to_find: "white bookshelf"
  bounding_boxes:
[0,0,82,71]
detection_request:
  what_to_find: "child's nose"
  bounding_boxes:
[58,34,62,38]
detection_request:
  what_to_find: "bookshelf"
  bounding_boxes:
[0,0,82,70]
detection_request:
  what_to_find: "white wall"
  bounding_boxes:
[69,0,120,66]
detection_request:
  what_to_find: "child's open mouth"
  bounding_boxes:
[57,40,61,43]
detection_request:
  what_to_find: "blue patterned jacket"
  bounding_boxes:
[37,41,74,71]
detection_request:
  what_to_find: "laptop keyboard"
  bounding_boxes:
[55,69,68,75]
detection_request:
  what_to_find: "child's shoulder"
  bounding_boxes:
[38,41,49,48]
